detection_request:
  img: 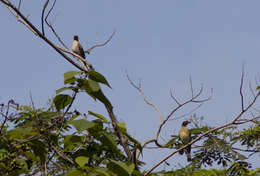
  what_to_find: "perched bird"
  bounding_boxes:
[72,35,85,59]
[72,35,93,70]
[179,120,191,162]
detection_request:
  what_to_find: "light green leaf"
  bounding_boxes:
[75,156,89,167]
[117,122,126,133]
[88,79,100,92]
[56,87,74,94]
[64,71,81,84]
[70,119,95,133]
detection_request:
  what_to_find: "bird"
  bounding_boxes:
[179,120,192,162]
[72,35,85,59]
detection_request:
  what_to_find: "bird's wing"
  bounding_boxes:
[78,43,85,59]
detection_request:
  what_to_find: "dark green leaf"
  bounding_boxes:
[107,160,135,176]
[66,169,86,176]
[88,70,111,88]
[101,132,118,151]
[91,90,113,111]
[88,111,109,123]
[63,135,83,150]
[164,138,176,148]
[53,94,73,111]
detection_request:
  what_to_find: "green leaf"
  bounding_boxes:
[91,90,113,111]
[53,94,73,111]
[63,135,83,150]
[75,156,89,167]
[64,71,81,84]
[93,168,111,176]
[88,70,111,88]
[64,113,80,128]
[117,122,126,133]
[56,87,74,94]
[256,86,260,90]
[70,119,96,133]
[77,79,96,100]
[29,140,47,163]
[107,160,135,176]
[190,127,210,134]
[88,111,109,123]
[88,79,100,92]
[66,169,86,176]
[164,138,176,148]
[101,132,118,151]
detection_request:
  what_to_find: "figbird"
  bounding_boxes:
[179,120,191,162]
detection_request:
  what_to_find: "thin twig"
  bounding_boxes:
[85,30,116,54]
[41,0,49,36]
[170,89,180,105]
[126,71,164,122]
[18,0,21,10]
[44,0,68,49]
[240,66,245,111]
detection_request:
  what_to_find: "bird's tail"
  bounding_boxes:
[185,145,191,162]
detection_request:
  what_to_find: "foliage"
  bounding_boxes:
[0,71,143,175]
[0,70,259,175]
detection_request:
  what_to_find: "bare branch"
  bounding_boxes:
[44,0,68,49]
[170,89,180,105]
[85,30,116,54]
[18,0,21,10]
[170,103,203,121]
[249,81,256,98]
[240,66,245,111]
[126,71,164,122]
[189,76,194,97]
[58,47,92,71]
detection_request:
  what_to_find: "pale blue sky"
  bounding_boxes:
[1,0,259,171]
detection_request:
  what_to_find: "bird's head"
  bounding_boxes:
[182,121,190,127]
[74,35,79,41]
